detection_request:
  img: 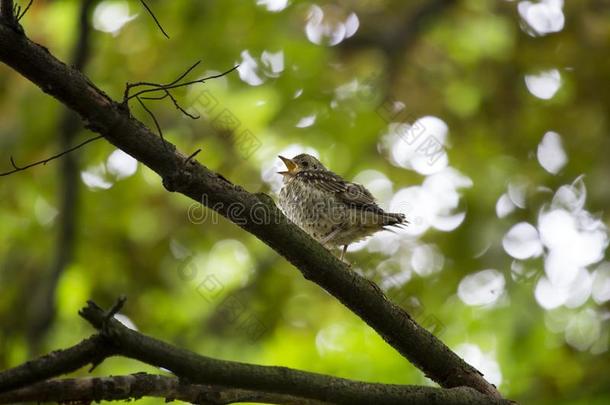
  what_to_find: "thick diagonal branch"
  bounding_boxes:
[0,23,501,398]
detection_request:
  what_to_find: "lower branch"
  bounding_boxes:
[0,300,512,405]
[0,374,328,405]
[0,335,113,392]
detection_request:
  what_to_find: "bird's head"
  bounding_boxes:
[278,153,324,176]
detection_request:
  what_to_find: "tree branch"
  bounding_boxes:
[0,374,329,405]
[0,335,113,392]
[0,20,502,398]
[0,300,512,405]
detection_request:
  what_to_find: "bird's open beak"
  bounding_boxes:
[278,155,297,175]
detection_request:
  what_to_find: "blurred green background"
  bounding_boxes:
[1,0,609,404]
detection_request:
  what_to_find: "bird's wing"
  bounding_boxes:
[296,170,383,212]
[340,182,379,210]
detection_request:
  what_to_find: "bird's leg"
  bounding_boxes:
[340,245,348,261]
[320,227,342,246]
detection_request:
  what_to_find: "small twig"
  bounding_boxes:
[141,89,200,119]
[122,60,201,105]
[0,135,103,177]
[15,0,32,21]
[11,2,18,18]
[139,0,169,39]
[105,295,127,320]
[88,357,103,372]
[185,148,201,164]
[121,62,235,138]
[9,156,20,170]
[124,63,238,102]
[136,96,168,150]
[153,60,202,89]
[98,295,127,341]
[163,89,200,119]
[140,93,169,101]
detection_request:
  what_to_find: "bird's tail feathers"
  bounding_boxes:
[381,212,409,227]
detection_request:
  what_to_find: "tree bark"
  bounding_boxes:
[0,374,330,405]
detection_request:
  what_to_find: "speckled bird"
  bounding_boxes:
[278,154,408,260]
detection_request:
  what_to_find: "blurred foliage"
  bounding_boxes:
[1,1,610,404]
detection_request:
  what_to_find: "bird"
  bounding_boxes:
[277,153,408,261]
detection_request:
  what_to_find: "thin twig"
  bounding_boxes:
[185,148,201,164]
[15,0,32,21]
[123,61,225,150]
[163,89,200,119]
[140,93,169,101]
[140,89,200,119]
[126,65,239,101]
[136,96,167,150]
[121,62,236,131]
[127,60,202,98]
[122,61,201,110]
[139,0,169,39]
[105,295,127,320]
[0,135,103,177]
[11,2,18,19]
[122,60,200,102]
